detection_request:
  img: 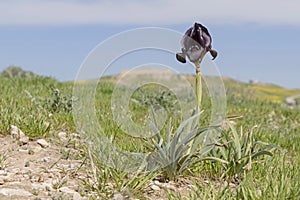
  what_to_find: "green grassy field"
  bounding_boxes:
[0,68,300,199]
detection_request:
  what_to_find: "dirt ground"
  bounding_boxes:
[0,130,94,200]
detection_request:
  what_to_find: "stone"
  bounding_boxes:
[37,139,49,148]
[164,183,176,191]
[150,184,160,191]
[0,170,7,176]
[9,125,29,145]
[59,187,83,200]
[154,180,162,186]
[59,186,75,194]
[19,135,29,145]
[0,188,33,197]
[31,182,53,192]
[73,191,84,200]
[58,132,67,140]
[10,125,24,139]
[113,191,126,200]
[10,168,21,174]
[0,178,4,185]
[18,149,29,153]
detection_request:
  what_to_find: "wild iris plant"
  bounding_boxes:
[176,22,217,111]
[145,23,219,181]
[145,23,276,182]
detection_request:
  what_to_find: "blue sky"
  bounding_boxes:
[0,0,300,89]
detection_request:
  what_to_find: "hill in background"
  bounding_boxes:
[0,66,37,79]
[1,66,300,106]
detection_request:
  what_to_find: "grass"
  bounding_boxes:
[0,71,300,199]
[0,76,74,138]
[0,153,8,170]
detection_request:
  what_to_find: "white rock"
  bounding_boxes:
[18,149,29,153]
[59,187,83,200]
[9,125,29,145]
[73,191,84,200]
[154,180,162,186]
[0,170,7,176]
[32,182,53,192]
[59,186,76,194]
[150,184,160,191]
[113,191,126,200]
[58,132,67,140]
[37,139,49,148]
[0,188,32,196]
[19,136,29,144]
[10,125,25,139]
[164,183,176,191]
[10,168,21,174]
[0,178,4,185]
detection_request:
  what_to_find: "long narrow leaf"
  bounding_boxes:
[165,118,172,149]
[251,150,273,160]
[201,156,229,165]
[147,120,161,141]
[180,127,209,145]
[254,141,280,150]
[170,130,181,164]
[229,123,241,160]
[175,111,203,137]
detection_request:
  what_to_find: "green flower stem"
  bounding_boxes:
[188,54,205,155]
[195,61,202,112]
[186,61,202,156]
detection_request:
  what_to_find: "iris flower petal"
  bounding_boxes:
[176,22,217,64]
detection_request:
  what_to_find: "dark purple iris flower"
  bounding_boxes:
[176,22,217,64]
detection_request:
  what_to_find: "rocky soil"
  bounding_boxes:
[0,126,94,200]
[0,126,206,200]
